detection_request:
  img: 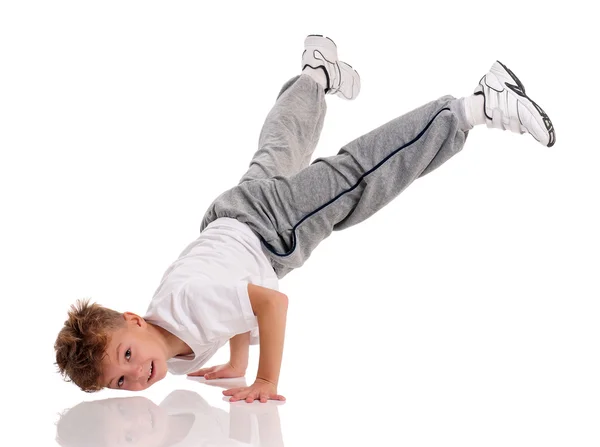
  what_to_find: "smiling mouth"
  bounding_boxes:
[147,361,154,382]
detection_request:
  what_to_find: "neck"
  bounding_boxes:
[148,322,193,358]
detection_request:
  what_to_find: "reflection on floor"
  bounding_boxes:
[55,378,284,447]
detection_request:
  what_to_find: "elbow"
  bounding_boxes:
[270,292,288,313]
[256,292,287,318]
[248,284,288,315]
[279,293,289,309]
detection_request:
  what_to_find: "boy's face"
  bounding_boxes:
[101,397,169,447]
[100,313,168,391]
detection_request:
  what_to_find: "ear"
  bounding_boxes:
[123,312,148,328]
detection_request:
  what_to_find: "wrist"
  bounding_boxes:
[255,376,278,387]
[228,332,250,372]
[228,359,248,373]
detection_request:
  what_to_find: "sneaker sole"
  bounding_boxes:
[335,61,361,100]
[302,35,337,64]
[305,34,337,48]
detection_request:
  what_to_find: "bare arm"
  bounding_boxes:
[247,283,288,386]
[221,284,288,401]
[188,286,287,387]
[187,332,249,378]
[229,331,250,371]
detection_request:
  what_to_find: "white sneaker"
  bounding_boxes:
[302,34,361,100]
[475,61,555,147]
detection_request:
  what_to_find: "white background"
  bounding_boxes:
[1,1,598,445]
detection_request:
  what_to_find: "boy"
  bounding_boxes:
[54,34,555,403]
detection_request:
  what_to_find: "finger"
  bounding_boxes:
[236,390,252,400]
[259,393,283,403]
[230,389,253,403]
[246,392,257,403]
[223,387,245,396]
[187,367,213,377]
[207,369,236,380]
[230,389,253,402]
[229,391,249,403]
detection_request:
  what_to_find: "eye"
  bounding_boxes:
[118,376,125,388]
[125,348,131,361]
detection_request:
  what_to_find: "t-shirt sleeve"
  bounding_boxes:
[180,279,259,344]
[249,327,260,346]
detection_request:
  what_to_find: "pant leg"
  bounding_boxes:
[238,74,326,183]
[202,95,469,279]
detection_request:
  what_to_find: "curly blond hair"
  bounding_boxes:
[54,299,125,392]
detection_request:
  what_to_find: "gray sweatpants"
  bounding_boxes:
[200,74,469,279]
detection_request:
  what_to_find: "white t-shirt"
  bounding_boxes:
[143,217,279,375]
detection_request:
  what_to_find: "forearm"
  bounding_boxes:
[256,295,288,386]
[229,331,250,370]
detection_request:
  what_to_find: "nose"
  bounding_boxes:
[125,363,147,387]
[135,364,146,382]
[120,364,148,390]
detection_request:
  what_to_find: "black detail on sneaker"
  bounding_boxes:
[318,65,331,93]
[497,60,555,147]
[506,83,526,97]
[481,74,503,93]
[497,60,526,94]
[531,98,555,147]
[302,35,346,95]
[302,64,331,93]
[303,49,337,93]
[475,84,492,121]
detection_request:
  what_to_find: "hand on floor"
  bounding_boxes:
[187,362,246,380]
[223,378,286,403]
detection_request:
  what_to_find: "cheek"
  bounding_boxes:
[158,359,168,379]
